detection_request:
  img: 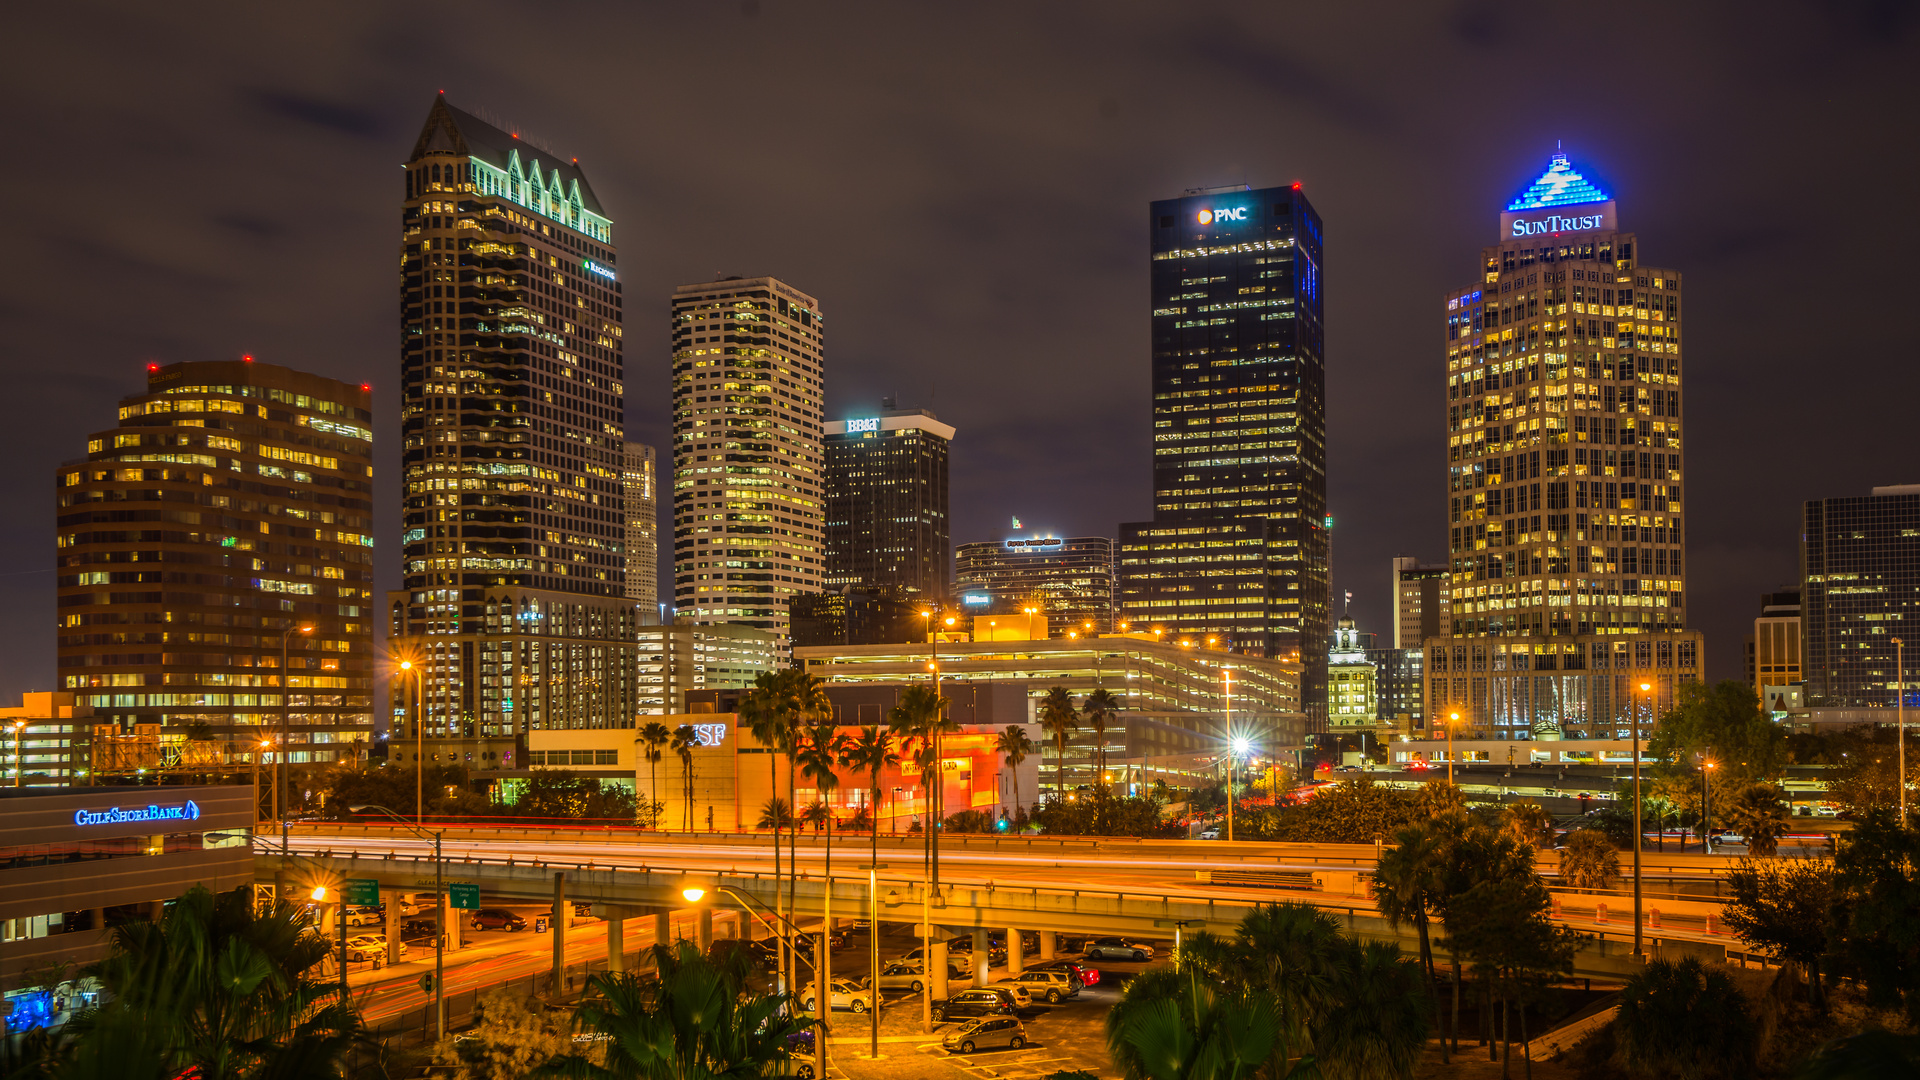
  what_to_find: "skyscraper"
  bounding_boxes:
[57,359,375,763]
[824,407,952,599]
[1424,152,1699,739]
[1391,556,1451,649]
[1119,183,1329,726]
[670,276,826,645]
[624,441,658,618]
[1803,485,1919,707]
[389,96,638,749]
[956,536,1117,634]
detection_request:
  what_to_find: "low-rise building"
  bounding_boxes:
[0,693,95,787]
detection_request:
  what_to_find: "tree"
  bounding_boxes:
[1613,957,1756,1080]
[1647,680,1787,786]
[532,941,813,1079]
[670,724,698,830]
[1557,829,1620,892]
[1722,783,1790,856]
[1106,971,1280,1080]
[1415,779,1467,818]
[1083,688,1122,781]
[887,682,954,885]
[1823,728,1917,817]
[997,725,1036,816]
[1038,686,1079,801]
[1502,802,1557,850]
[797,724,850,948]
[840,726,899,895]
[1314,941,1433,1080]
[1444,874,1581,1076]
[1829,810,1920,1023]
[638,721,672,829]
[1372,823,1450,1062]
[71,884,360,1080]
[1722,857,1835,1011]
[1229,903,1344,1075]
[1242,777,1419,843]
[515,771,637,821]
[755,798,793,830]
[435,986,575,1078]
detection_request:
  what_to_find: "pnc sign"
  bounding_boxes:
[1197,207,1248,225]
[1499,200,1616,240]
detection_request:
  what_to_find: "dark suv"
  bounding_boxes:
[934,988,1016,1022]
[470,907,527,932]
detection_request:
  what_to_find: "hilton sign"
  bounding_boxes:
[1499,200,1616,240]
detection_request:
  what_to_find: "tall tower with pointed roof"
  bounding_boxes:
[387,95,637,761]
[1424,151,1701,744]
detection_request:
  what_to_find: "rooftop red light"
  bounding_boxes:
[242,354,254,363]
[360,383,371,392]
[1291,182,1302,190]
[146,363,159,373]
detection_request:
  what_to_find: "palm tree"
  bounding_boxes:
[670,724,698,831]
[800,799,829,832]
[1230,902,1345,1075]
[797,722,849,1004]
[73,883,360,1080]
[887,682,953,885]
[1614,957,1756,1080]
[1372,824,1449,1062]
[1038,686,1079,803]
[1107,968,1280,1080]
[755,798,793,830]
[1723,782,1790,856]
[840,726,899,896]
[996,725,1036,818]
[1502,802,1556,850]
[639,721,671,829]
[1083,687,1121,782]
[1557,828,1620,891]
[532,940,814,1079]
[1314,941,1432,1080]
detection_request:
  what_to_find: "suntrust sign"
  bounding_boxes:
[74,801,202,827]
[1499,200,1616,240]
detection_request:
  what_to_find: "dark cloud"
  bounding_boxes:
[0,0,1915,702]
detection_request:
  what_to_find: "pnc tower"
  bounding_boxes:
[1424,152,1701,742]
[1119,184,1330,728]
[389,95,637,755]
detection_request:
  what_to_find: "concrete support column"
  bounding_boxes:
[930,940,950,1001]
[653,911,670,947]
[1038,930,1056,960]
[697,908,713,953]
[972,928,990,987]
[607,910,626,974]
[550,872,567,996]
[447,903,464,950]
[386,899,402,965]
[1007,927,1025,976]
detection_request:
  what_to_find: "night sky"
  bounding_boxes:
[3,2,1915,699]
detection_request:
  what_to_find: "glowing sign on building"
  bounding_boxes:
[1197,207,1248,225]
[74,801,202,827]
[691,723,727,747]
[962,593,991,605]
[846,417,880,434]
[583,259,617,282]
[1005,537,1064,550]
[1499,152,1615,241]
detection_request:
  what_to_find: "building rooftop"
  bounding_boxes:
[411,94,606,219]
[1505,152,1610,211]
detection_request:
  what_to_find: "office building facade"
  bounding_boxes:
[670,276,825,645]
[624,442,658,617]
[635,620,779,715]
[1366,646,1425,734]
[955,536,1117,635]
[391,96,638,747]
[56,360,375,765]
[1441,152,1687,639]
[1752,586,1802,710]
[788,588,925,648]
[1119,183,1330,727]
[1326,617,1380,734]
[1392,557,1452,649]
[1803,485,1920,707]
[824,408,952,599]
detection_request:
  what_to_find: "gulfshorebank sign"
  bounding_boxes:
[74,801,201,827]
[1500,200,1616,240]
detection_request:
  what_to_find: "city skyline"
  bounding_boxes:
[2,6,1915,701]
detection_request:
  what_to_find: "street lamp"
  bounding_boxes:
[353,804,447,1039]
[682,881,826,1078]
[1896,637,1907,828]
[311,884,348,999]
[397,655,426,825]
[1228,736,1251,843]
[1222,667,1233,838]
[276,624,315,823]
[1447,710,1461,785]
[1701,760,1718,853]
[1633,680,1650,963]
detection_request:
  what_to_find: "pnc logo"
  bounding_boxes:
[1198,207,1248,225]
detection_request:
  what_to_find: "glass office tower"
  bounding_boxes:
[1119,184,1329,728]
[1803,486,1920,707]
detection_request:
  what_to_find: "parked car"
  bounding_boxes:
[946,935,1008,964]
[943,1016,1028,1054]
[1028,959,1096,989]
[1007,969,1078,1003]
[868,961,963,993]
[802,978,874,1013]
[470,908,528,932]
[903,945,975,972]
[932,989,1014,1023]
[985,980,1033,1009]
[1083,937,1154,962]
[1198,827,1220,840]
[401,915,441,939]
[344,934,408,963]
[342,906,385,927]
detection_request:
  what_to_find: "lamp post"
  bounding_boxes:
[682,883,824,1078]
[353,804,446,1039]
[1701,760,1717,853]
[1228,737,1250,842]
[1633,680,1650,963]
[861,863,887,1060]
[254,737,273,824]
[1222,667,1233,839]
[311,884,349,999]
[1447,710,1461,785]
[276,624,315,823]
[398,657,425,824]
[1896,637,1907,828]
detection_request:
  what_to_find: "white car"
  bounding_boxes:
[1083,937,1154,962]
[902,945,975,973]
[344,934,408,963]
[869,961,962,994]
[801,978,874,1013]
[343,906,384,927]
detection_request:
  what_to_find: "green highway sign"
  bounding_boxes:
[448,882,480,909]
[344,879,380,906]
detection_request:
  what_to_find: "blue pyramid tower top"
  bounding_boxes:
[1505,152,1610,211]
